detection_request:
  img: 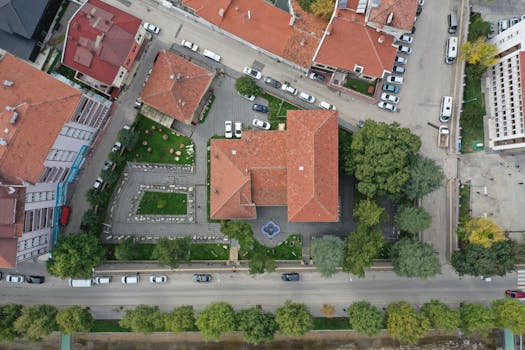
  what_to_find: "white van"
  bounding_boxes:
[69,279,94,288]
[202,49,221,62]
[319,101,336,110]
[448,12,458,33]
[440,96,453,122]
[299,91,316,103]
[121,275,139,284]
[445,37,458,64]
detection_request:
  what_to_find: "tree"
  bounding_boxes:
[0,304,22,342]
[235,76,261,97]
[395,205,432,234]
[320,304,336,318]
[47,232,105,278]
[458,217,506,248]
[460,38,497,67]
[311,0,335,19]
[118,128,139,149]
[343,225,384,277]
[100,170,120,187]
[164,306,195,333]
[115,238,147,260]
[310,236,344,277]
[108,150,126,167]
[339,128,352,171]
[80,208,103,235]
[391,238,441,279]
[468,14,491,41]
[119,305,164,334]
[152,237,191,268]
[459,303,494,336]
[274,301,313,336]
[248,250,276,275]
[403,156,444,200]
[353,200,384,227]
[347,301,384,336]
[56,306,94,334]
[297,0,314,11]
[85,188,108,208]
[421,300,460,332]
[346,121,421,198]
[237,307,278,345]
[195,302,236,341]
[492,298,525,335]
[220,220,254,247]
[386,302,430,344]
[451,241,515,277]
[14,305,58,342]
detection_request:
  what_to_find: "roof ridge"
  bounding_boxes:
[364,26,385,72]
[369,0,398,22]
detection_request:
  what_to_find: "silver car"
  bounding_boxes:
[378,101,397,112]
[6,274,25,283]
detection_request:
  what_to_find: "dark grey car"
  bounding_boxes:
[264,77,282,89]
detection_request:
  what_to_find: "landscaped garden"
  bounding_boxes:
[261,93,299,129]
[104,242,230,261]
[343,77,375,97]
[239,234,302,260]
[137,192,187,215]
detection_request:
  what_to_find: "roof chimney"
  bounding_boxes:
[386,12,394,25]
[9,111,18,124]
[247,10,251,20]
[3,80,14,87]
[378,35,385,43]
[219,8,225,16]
[176,73,183,81]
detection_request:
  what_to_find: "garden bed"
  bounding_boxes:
[313,317,352,330]
[137,192,187,215]
[239,234,302,260]
[343,77,375,96]
[104,242,229,261]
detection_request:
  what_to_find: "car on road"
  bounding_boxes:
[418,0,424,5]
[234,122,242,138]
[181,39,198,52]
[396,45,412,54]
[394,56,407,65]
[93,177,104,190]
[382,83,400,94]
[0,272,2,280]
[380,93,400,103]
[121,275,139,284]
[264,77,281,88]
[202,49,221,62]
[149,276,167,284]
[309,72,325,82]
[506,290,525,298]
[111,141,122,153]
[392,65,406,74]
[143,22,160,34]
[398,34,413,44]
[386,75,404,84]
[281,272,300,281]
[252,104,269,113]
[94,276,112,284]
[134,99,143,109]
[243,67,262,80]
[378,101,397,112]
[319,101,336,110]
[192,274,212,283]
[102,160,113,172]
[281,82,298,95]
[26,276,45,284]
[6,274,25,283]
[298,91,316,103]
[225,121,233,139]
[252,118,271,130]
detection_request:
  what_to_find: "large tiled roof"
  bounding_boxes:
[210,110,338,222]
[0,51,82,184]
[140,50,213,124]
[0,183,24,268]
[63,0,142,85]
[367,0,418,32]
[314,9,396,78]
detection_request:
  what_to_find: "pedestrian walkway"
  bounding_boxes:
[517,269,525,289]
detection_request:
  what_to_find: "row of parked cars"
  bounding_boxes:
[496,15,525,36]
[69,274,212,287]
[0,272,45,284]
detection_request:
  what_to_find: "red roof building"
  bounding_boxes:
[210,110,338,222]
[0,184,25,268]
[62,0,146,96]
[365,0,419,35]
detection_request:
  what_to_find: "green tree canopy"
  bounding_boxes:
[85,188,110,208]
[152,237,191,268]
[235,76,261,97]
[118,128,139,149]
[311,0,335,19]
[468,14,491,41]
[80,208,103,235]
[403,156,444,200]
[115,238,146,260]
[451,241,515,277]
[100,169,120,187]
[237,307,278,345]
[164,306,195,333]
[391,238,441,279]
[248,250,276,275]
[458,217,506,248]
[119,305,164,334]
[460,38,497,67]
[421,300,460,332]
[459,303,494,336]
[47,232,105,278]
[346,121,421,198]
[195,302,237,341]
[339,129,352,171]
[0,304,22,342]
[343,225,384,277]
[347,301,384,336]
[297,0,314,11]
[353,200,384,227]
[395,205,432,235]
[56,306,94,334]
[14,305,58,342]
[275,301,313,336]
[220,220,254,247]
[310,236,344,277]
[492,298,525,335]
[386,302,430,344]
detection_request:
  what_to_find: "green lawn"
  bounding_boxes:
[261,93,299,129]
[344,77,375,96]
[460,65,486,153]
[190,243,230,260]
[313,317,352,330]
[137,192,187,215]
[91,320,130,332]
[239,234,302,260]
[103,243,154,260]
[130,116,195,164]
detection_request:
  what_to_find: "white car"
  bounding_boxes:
[319,101,336,110]
[243,67,262,80]
[380,93,400,104]
[394,56,407,65]
[398,34,413,44]
[281,83,298,95]
[111,141,122,153]
[93,177,104,190]
[386,75,404,84]
[149,276,167,284]
[378,101,397,112]
[225,121,233,139]
[299,91,316,103]
[234,122,242,138]
[181,39,198,52]
[498,19,509,32]
[393,65,406,74]
[143,22,160,34]
[252,118,271,130]
[396,45,412,54]
[6,274,25,283]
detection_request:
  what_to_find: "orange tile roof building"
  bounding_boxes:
[210,110,339,222]
[140,50,214,126]
[62,0,146,97]
[0,49,112,267]
[365,0,419,35]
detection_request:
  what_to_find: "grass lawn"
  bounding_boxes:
[261,93,299,129]
[103,243,155,260]
[130,116,195,164]
[459,183,471,224]
[91,320,130,332]
[239,234,302,260]
[460,65,486,153]
[313,317,352,330]
[344,77,375,96]
[137,192,187,215]
[190,243,230,260]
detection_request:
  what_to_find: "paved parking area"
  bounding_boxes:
[471,0,525,24]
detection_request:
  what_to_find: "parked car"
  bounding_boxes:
[357,120,366,128]
[6,274,25,283]
[26,275,45,284]
[281,82,298,95]
[234,121,242,138]
[396,45,412,54]
[309,72,325,82]
[398,34,413,44]
[418,0,424,5]
[111,141,122,153]
[264,77,282,88]
[134,99,143,109]
[181,39,198,52]
[121,275,139,284]
[149,276,167,284]
[93,177,104,190]
[510,17,520,27]
[0,272,2,280]
[143,22,160,34]
[394,56,407,65]
[386,75,404,84]
[252,104,269,113]
[94,276,112,284]
[380,93,400,103]
[499,19,509,32]
[378,101,397,112]
[202,49,221,62]
[319,101,336,110]
[416,5,422,16]
[281,272,300,282]
[506,290,525,298]
[392,65,406,74]
[192,274,212,283]
[225,121,233,139]
[382,83,400,94]
[252,118,271,130]
[102,160,113,172]
[243,67,262,80]
[298,91,316,103]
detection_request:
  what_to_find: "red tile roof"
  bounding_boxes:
[367,0,418,32]
[313,9,397,78]
[0,184,24,268]
[63,0,142,85]
[210,110,338,222]
[140,50,213,124]
[0,51,82,185]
